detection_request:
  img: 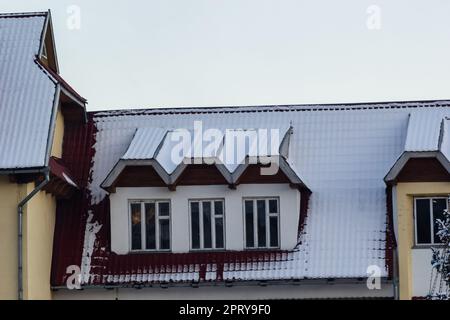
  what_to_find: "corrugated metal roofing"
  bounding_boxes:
[440,118,450,161]
[121,127,167,160]
[404,109,450,152]
[51,101,450,287]
[121,126,291,176]
[0,13,58,169]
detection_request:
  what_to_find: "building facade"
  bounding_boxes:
[0,11,449,300]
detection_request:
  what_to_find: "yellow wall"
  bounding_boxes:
[22,186,56,300]
[0,177,25,299]
[51,108,64,158]
[396,182,450,300]
[0,178,56,300]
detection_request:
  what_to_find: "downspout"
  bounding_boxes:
[17,172,50,300]
[393,248,400,300]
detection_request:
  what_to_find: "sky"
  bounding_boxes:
[1,0,450,111]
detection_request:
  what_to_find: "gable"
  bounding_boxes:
[109,165,167,192]
[174,164,229,186]
[236,164,292,185]
[396,158,450,182]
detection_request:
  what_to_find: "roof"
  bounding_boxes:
[385,110,450,182]
[0,12,56,169]
[0,11,86,171]
[101,125,305,190]
[51,100,450,288]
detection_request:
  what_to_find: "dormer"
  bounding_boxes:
[101,124,310,255]
[38,10,58,73]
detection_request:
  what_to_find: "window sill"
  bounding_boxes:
[129,250,172,254]
[189,249,228,253]
[412,244,447,249]
[244,248,282,252]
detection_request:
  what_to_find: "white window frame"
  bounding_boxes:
[128,199,171,252]
[414,197,448,246]
[243,197,280,250]
[41,43,48,60]
[189,199,225,251]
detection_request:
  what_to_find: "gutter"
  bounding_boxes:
[17,171,50,300]
[51,277,394,291]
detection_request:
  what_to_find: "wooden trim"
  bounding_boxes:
[395,158,450,183]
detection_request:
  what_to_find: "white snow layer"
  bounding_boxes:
[0,15,57,169]
[86,105,450,279]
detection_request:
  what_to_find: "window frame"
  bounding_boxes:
[128,199,172,252]
[188,198,226,251]
[243,197,280,250]
[413,196,449,247]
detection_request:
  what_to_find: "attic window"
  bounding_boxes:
[41,43,48,60]
[414,197,448,245]
[190,199,225,250]
[244,198,280,249]
[129,200,171,251]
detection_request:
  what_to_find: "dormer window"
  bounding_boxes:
[244,198,280,249]
[129,200,171,251]
[41,43,48,60]
[190,199,225,250]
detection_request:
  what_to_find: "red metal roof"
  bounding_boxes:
[51,110,395,288]
[50,115,293,287]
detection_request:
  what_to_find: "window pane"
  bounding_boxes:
[159,219,170,250]
[432,199,447,244]
[130,203,142,250]
[145,203,156,250]
[257,200,267,247]
[159,202,170,216]
[203,202,212,249]
[191,202,200,249]
[269,199,278,214]
[416,199,431,244]
[269,216,279,247]
[215,217,224,249]
[214,201,224,216]
[245,200,254,248]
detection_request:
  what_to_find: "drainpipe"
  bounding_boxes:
[17,172,50,300]
[393,248,400,300]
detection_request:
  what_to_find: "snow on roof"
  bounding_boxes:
[404,109,450,152]
[0,13,57,169]
[99,122,296,199]
[84,104,450,281]
[121,127,167,160]
[440,118,450,161]
[49,101,450,287]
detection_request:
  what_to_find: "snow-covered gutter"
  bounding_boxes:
[17,171,50,300]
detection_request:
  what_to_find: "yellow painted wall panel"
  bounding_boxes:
[396,182,450,300]
[23,188,56,300]
[0,177,23,300]
[51,109,64,158]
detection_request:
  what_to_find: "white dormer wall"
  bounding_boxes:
[110,184,301,254]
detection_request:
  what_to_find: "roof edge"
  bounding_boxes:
[0,11,48,18]
[91,99,450,117]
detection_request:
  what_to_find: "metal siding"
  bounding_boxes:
[0,15,57,169]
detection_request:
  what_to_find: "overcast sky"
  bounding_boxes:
[1,0,450,111]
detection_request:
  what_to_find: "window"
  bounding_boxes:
[244,198,280,249]
[190,200,225,250]
[414,197,448,245]
[42,44,48,59]
[129,200,171,251]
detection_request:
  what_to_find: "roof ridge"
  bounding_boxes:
[0,11,48,18]
[91,99,450,117]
